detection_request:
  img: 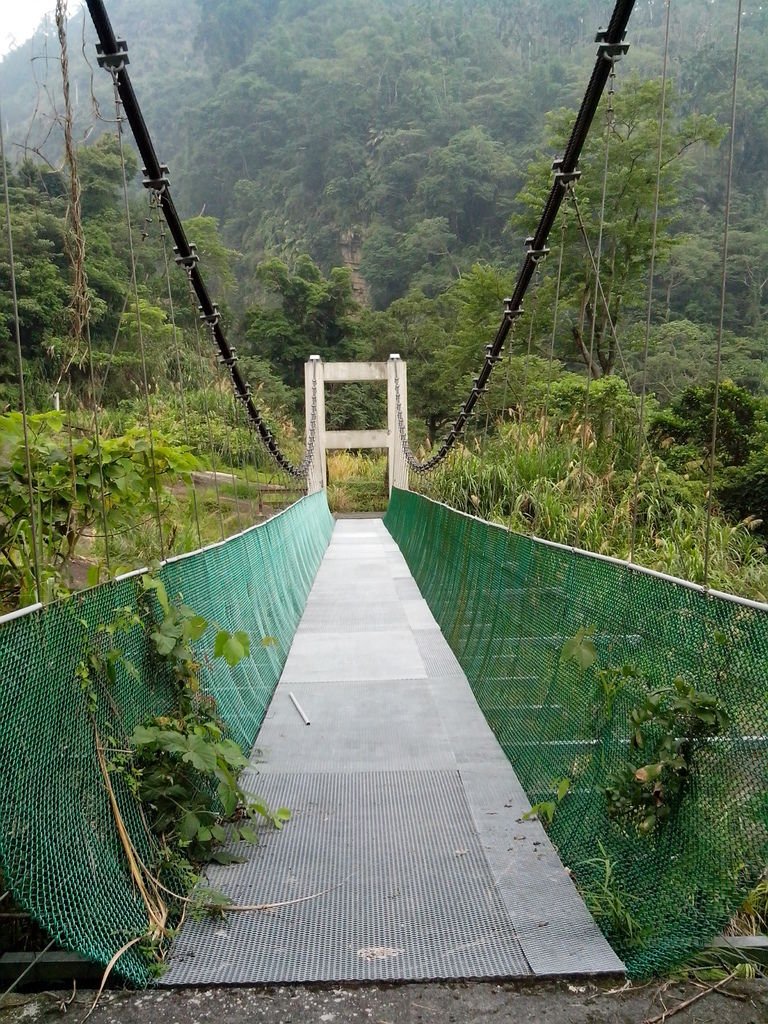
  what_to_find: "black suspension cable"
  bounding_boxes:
[84,0,311,478]
[1,95,43,604]
[155,200,203,548]
[112,78,166,560]
[630,0,672,565]
[395,0,636,473]
[56,0,113,576]
[704,0,743,588]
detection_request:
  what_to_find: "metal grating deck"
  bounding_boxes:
[161,517,624,985]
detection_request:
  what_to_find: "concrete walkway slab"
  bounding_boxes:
[162,517,623,986]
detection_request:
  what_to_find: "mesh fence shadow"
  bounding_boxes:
[0,491,333,985]
[385,488,768,978]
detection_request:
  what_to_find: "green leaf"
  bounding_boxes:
[261,636,278,647]
[124,659,140,680]
[237,825,260,845]
[214,629,250,667]
[180,812,201,840]
[151,630,177,656]
[131,725,162,747]
[182,734,218,773]
[186,615,209,641]
[234,631,250,657]
[156,730,191,756]
[158,616,183,637]
[210,850,246,865]
[142,574,170,614]
[634,763,662,783]
[217,783,238,818]
[523,800,556,823]
[216,739,247,769]
[560,627,597,671]
[556,778,571,802]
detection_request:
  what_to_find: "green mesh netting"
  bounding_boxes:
[0,491,333,985]
[385,488,768,978]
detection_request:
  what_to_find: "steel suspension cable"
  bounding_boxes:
[570,192,662,489]
[629,0,672,565]
[223,397,244,535]
[575,62,616,546]
[498,319,521,432]
[185,270,226,542]
[56,0,113,575]
[704,0,743,588]
[112,72,166,559]
[0,97,43,604]
[154,199,203,548]
[95,221,154,404]
[514,272,542,471]
[538,192,570,481]
[235,399,261,522]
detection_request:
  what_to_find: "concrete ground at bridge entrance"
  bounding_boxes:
[2,978,767,1024]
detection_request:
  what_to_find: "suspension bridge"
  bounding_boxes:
[0,0,766,993]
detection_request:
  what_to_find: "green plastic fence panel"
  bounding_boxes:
[385,488,768,978]
[0,491,333,985]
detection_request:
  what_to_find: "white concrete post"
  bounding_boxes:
[387,354,409,494]
[304,355,326,493]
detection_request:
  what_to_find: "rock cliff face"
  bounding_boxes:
[339,228,370,308]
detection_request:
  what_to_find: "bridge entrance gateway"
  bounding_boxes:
[304,354,409,496]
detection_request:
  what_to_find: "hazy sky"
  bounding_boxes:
[0,1,63,60]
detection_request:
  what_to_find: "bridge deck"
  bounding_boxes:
[162,517,622,985]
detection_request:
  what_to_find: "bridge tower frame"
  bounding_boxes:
[304,354,409,496]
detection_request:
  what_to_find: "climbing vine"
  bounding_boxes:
[604,676,729,833]
[121,575,289,866]
[75,573,289,969]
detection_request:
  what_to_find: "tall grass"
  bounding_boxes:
[326,452,388,514]
[425,421,768,601]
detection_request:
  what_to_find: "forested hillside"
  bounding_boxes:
[3,2,766,363]
[1,0,767,602]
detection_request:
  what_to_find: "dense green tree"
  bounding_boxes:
[650,380,768,534]
[2,0,768,467]
[244,256,364,389]
[652,380,763,469]
[0,163,70,402]
[368,289,459,442]
[622,319,768,403]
